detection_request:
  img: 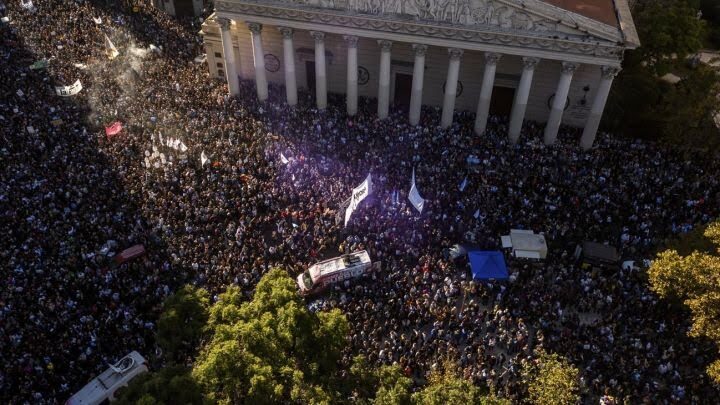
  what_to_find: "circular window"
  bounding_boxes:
[358,66,370,85]
[264,54,280,73]
[442,80,463,97]
[547,94,570,111]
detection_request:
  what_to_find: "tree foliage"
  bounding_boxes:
[192,268,350,404]
[520,349,580,405]
[649,221,720,383]
[114,366,205,405]
[606,0,720,146]
[342,355,413,404]
[411,363,509,405]
[156,285,210,362]
[631,0,706,73]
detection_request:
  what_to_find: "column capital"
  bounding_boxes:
[310,31,326,42]
[378,39,393,52]
[412,44,428,57]
[448,48,464,60]
[601,65,621,79]
[522,57,540,70]
[561,61,579,74]
[277,26,294,39]
[484,52,502,65]
[216,17,231,31]
[343,35,359,48]
[247,22,262,34]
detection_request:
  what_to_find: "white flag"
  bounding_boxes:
[280,152,289,165]
[459,176,468,192]
[179,142,188,152]
[473,209,480,219]
[345,173,373,226]
[92,16,102,25]
[201,151,209,167]
[20,0,34,10]
[104,34,119,60]
[408,168,425,214]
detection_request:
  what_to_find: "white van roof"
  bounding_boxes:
[66,351,148,405]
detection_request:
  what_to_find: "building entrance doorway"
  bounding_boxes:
[174,0,195,17]
[306,61,316,95]
[489,86,515,118]
[394,73,413,110]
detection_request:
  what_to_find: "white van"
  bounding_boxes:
[297,251,372,295]
[66,351,148,405]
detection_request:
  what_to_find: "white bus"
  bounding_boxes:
[297,251,372,295]
[66,351,148,405]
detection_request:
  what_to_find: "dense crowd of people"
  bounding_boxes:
[1,1,719,403]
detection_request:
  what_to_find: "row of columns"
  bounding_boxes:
[217,18,620,150]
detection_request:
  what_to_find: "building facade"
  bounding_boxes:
[152,0,204,17]
[201,0,639,149]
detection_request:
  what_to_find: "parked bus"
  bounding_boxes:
[297,251,372,295]
[66,351,148,405]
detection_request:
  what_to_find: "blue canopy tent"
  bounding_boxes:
[468,251,509,281]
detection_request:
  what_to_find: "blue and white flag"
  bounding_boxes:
[459,176,468,192]
[408,168,425,214]
[473,209,480,219]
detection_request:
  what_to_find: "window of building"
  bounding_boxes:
[214,52,221,58]
[218,69,224,76]
[216,62,223,68]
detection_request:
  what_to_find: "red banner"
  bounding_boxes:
[105,121,123,138]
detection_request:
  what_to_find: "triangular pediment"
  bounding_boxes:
[254,0,624,44]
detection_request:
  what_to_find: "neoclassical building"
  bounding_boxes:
[201,0,639,149]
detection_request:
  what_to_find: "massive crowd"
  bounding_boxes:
[1,1,719,403]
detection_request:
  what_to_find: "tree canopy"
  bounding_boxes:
[192,268,349,404]
[114,366,205,405]
[605,0,720,146]
[520,349,580,405]
[156,285,210,363]
[411,362,509,405]
[649,221,720,384]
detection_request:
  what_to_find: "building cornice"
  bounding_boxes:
[215,1,625,65]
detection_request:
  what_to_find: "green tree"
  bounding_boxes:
[114,366,205,405]
[606,0,720,145]
[648,221,720,383]
[341,355,413,404]
[156,285,210,362]
[631,0,706,73]
[192,268,350,404]
[520,349,580,405]
[411,363,509,405]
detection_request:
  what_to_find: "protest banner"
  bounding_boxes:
[55,80,82,97]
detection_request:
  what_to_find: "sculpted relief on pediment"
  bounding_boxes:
[286,0,558,32]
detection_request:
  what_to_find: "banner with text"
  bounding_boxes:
[55,80,82,97]
[344,173,372,226]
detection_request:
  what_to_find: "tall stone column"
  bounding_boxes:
[508,57,540,143]
[409,44,427,126]
[544,62,579,145]
[474,52,501,135]
[344,35,359,116]
[217,17,239,96]
[278,27,297,106]
[441,48,463,128]
[580,66,620,150]
[377,40,393,119]
[310,31,327,110]
[248,22,268,102]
